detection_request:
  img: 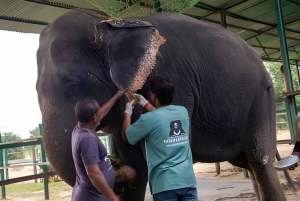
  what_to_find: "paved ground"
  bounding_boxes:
[145,178,300,201]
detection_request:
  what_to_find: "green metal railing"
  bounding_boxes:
[0,125,112,199]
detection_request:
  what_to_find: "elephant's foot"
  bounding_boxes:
[115,165,137,183]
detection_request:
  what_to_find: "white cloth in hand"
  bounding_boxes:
[124,100,135,115]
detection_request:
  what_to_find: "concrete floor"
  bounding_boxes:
[144,178,300,201]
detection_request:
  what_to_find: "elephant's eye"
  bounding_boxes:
[65,84,79,96]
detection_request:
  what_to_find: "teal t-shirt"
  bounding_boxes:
[125,105,196,194]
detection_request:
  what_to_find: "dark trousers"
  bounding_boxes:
[153,186,198,201]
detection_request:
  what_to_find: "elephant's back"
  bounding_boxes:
[138,13,273,160]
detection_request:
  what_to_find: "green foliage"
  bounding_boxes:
[23,126,41,157]
[29,126,40,138]
[264,62,300,130]
[1,132,23,160]
[86,0,198,18]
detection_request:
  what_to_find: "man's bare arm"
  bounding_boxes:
[99,90,124,121]
[85,163,119,201]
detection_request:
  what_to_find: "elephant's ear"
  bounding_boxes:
[105,19,165,93]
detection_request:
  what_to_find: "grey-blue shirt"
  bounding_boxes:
[71,125,114,201]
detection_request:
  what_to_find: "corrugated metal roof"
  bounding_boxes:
[186,0,300,64]
[0,0,299,64]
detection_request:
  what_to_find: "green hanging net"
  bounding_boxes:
[86,0,198,18]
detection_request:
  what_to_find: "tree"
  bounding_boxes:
[264,62,300,129]
[29,127,40,138]
[24,127,41,158]
[1,132,23,160]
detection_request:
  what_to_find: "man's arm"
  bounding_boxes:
[144,103,156,112]
[121,100,134,143]
[122,113,131,143]
[85,164,119,201]
[99,90,124,121]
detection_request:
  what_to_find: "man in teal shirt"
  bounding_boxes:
[122,76,198,201]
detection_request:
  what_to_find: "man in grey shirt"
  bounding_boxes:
[71,90,123,201]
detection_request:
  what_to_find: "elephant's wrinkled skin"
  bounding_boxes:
[37,11,285,201]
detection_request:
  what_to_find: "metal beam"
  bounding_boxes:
[0,15,48,25]
[25,0,77,9]
[293,46,300,59]
[24,0,107,15]
[245,17,300,41]
[287,0,300,7]
[255,36,271,60]
[0,138,43,149]
[186,14,300,41]
[195,2,300,35]
[196,0,247,20]
[0,172,56,186]
[250,44,300,55]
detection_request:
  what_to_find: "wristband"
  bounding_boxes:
[143,102,149,108]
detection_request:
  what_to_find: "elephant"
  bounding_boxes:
[36,10,285,201]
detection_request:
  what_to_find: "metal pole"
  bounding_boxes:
[0,134,6,199]
[4,149,8,180]
[154,0,162,12]
[275,0,298,140]
[296,61,300,89]
[39,124,49,200]
[243,169,249,178]
[221,11,227,28]
[32,145,37,183]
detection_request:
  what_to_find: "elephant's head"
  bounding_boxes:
[36,11,165,186]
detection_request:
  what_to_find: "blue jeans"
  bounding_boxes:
[153,187,198,201]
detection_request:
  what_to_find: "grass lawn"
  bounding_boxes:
[0,181,72,199]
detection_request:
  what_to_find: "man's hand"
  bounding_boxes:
[124,100,135,115]
[134,94,149,108]
[134,94,156,112]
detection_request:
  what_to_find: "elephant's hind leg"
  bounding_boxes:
[247,157,286,201]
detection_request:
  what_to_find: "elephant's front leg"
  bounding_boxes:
[113,136,148,201]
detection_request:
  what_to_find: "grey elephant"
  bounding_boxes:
[36,10,285,201]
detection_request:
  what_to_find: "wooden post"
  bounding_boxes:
[215,162,220,175]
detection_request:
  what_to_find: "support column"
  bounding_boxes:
[275,0,298,141]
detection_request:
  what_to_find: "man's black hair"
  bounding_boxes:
[150,75,174,105]
[75,98,98,123]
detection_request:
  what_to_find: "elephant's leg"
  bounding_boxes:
[247,158,286,201]
[228,153,260,200]
[113,136,148,201]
